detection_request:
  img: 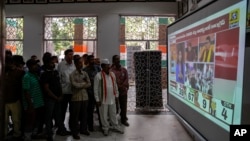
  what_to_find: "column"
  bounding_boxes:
[158,18,168,89]
[119,17,126,67]
[0,0,5,140]
[74,18,87,55]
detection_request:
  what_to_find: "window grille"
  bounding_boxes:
[5,17,24,55]
[44,16,97,59]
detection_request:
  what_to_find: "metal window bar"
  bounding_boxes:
[5,17,24,55]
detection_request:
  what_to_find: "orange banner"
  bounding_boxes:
[120,45,126,53]
[74,44,87,52]
[158,45,167,53]
[6,45,16,53]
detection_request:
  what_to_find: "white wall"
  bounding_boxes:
[5,2,177,62]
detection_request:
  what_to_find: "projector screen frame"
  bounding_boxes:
[167,0,248,141]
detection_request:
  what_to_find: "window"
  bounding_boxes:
[119,15,175,87]
[122,16,175,50]
[44,16,97,60]
[5,17,24,55]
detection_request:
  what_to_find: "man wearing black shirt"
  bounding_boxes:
[40,57,70,141]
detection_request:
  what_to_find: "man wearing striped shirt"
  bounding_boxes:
[22,59,44,138]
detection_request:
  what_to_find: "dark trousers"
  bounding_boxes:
[87,92,102,129]
[44,98,66,136]
[19,101,25,136]
[60,94,72,124]
[25,106,44,134]
[69,100,88,135]
[119,94,128,122]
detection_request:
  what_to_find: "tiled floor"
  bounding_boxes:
[22,86,193,141]
[52,114,193,141]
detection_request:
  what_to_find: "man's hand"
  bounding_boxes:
[96,101,101,107]
[57,96,63,102]
[27,104,34,113]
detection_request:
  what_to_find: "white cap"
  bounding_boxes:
[100,58,110,65]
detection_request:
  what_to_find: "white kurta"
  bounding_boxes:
[94,71,119,104]
[94,71,121,132]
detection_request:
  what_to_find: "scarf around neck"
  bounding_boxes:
[101,71,116,101]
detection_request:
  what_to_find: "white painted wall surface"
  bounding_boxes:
[5,2,177,62]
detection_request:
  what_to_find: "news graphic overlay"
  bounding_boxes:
[168,0,247,132]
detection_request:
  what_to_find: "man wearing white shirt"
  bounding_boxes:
[94,58,123,136]
[57,49,75,134]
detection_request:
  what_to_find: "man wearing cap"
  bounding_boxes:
[94,58,124,136]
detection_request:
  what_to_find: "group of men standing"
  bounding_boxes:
[58,49,130,139]
[4,48,130,141]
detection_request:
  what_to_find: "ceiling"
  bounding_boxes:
[71,0,177,1]
[6,0,177,5]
